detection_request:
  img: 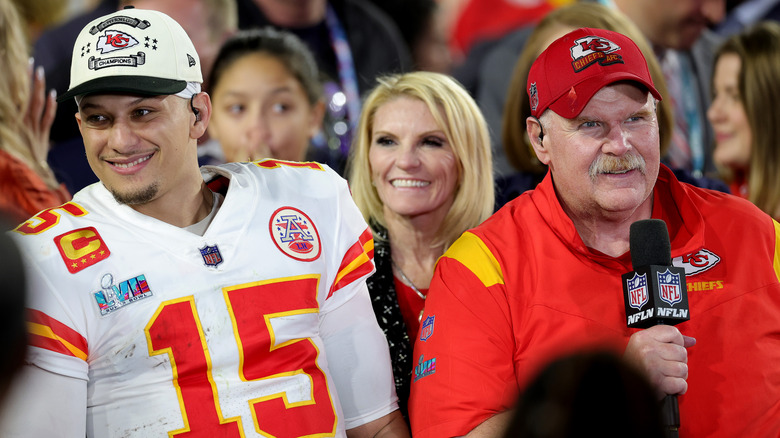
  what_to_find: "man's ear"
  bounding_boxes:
[75,112,83,134]
[190,92,212,139]
[526,116,551,166]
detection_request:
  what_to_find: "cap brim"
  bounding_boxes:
[58,75,187,102]
[548,72,662,119]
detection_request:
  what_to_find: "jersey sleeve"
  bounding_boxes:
[13,233,90,381]
[320,283,399,429]
[0,364,87,437]
[409,232,517,437]
[321,168,375,310]
[315,168,396,427]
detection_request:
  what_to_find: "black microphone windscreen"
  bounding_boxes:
[629,219,671,268]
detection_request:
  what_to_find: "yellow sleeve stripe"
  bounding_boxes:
[444,232,504,287]
[329,230,376,298]
[28,322,89,361]
[333,239,374,287]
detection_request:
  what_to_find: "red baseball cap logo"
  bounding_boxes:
[571,36,620,59]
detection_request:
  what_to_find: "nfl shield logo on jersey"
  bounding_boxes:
[420,315,435,341]
[199,244,223,268]
[658,269,683,306]
[627,272,648,309]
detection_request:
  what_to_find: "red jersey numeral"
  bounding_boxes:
[225,275,336,438]
[145,275,336,437]
[14,203,87,235]
[146,297,243,437]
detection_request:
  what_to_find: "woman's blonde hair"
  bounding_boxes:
[502,2,673,174]
[714,21,780,218]
[0,2,54,186]
[348,71,494,249]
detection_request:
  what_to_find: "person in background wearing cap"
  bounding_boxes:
[0,7,409,438]
[409,27,780,437]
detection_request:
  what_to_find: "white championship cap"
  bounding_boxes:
[58,6,202,102]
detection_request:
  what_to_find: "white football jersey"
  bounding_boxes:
[12,160,393,437]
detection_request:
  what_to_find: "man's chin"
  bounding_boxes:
[597,187,653,213]
[107,183,159,206]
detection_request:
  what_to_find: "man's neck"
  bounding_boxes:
[565,199,654,258]
[130,182,214,229]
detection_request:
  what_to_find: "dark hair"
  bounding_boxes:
[505,351,664,438]
[208,27,322,105]
[369,0,437,53]
[0,219,27,400]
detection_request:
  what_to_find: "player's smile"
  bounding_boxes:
[105,153,155,173]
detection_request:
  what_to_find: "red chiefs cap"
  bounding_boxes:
[527,27,661,119]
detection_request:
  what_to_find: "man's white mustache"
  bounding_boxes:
[589,153,646,180]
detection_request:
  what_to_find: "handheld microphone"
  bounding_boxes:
[623,219,689,328]
[622,219,690,438]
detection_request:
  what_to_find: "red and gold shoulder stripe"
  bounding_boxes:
[27,309,88,361]
[328,227,374,298]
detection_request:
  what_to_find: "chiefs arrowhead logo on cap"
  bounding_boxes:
[97,30,138,54]
[570,35,624,72]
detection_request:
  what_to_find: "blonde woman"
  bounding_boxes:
[347,71,494,418]
[0,1,68,224]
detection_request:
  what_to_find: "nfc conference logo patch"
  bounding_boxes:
[269,207,321,262]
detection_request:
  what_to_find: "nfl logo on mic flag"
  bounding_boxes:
[626,272,649,310]
[658,269,683,306]
[622,264,690,328]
